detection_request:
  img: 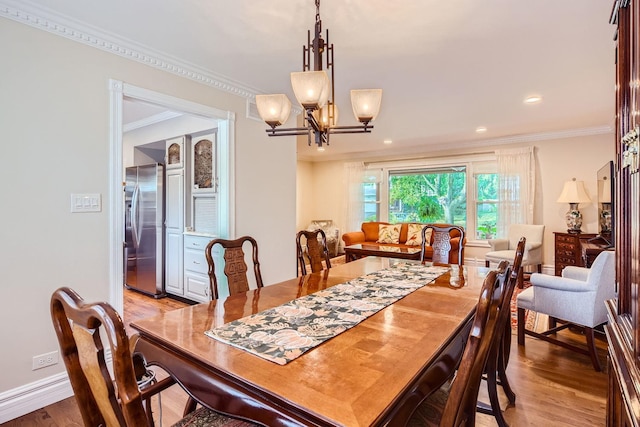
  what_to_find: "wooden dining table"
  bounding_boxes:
[131,257,491,427]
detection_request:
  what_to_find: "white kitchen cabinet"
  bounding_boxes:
[164,159,185,297]
[183,234,215,302]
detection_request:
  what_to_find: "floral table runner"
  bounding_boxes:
[205,263,449,365]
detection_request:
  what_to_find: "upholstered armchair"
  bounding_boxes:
[485,224,545,287]
[516,250,616,371]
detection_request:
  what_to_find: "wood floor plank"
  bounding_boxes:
[1,288,607,426]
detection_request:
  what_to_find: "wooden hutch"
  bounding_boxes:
[607,1,640,424]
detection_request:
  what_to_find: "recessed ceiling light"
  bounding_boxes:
[475,126,487,133]
[524,95,542,104]
[383,139,393,144]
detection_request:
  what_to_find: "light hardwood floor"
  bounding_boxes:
[2,288,607,426]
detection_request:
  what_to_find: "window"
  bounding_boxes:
[388,167,467,226]
[475,173,498,239]
[356,157,499,241]
[363,181,380,221]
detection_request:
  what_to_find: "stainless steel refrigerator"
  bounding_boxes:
[124,163,165,297]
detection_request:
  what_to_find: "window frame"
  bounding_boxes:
[364,155,497,245]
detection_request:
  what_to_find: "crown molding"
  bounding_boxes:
[298,125,615,162]
[0,0,259,101]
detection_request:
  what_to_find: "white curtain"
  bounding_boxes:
[343,162,366,233]
[495,146,535,237]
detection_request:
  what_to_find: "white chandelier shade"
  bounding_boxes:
[255,94,292,127]
[312,103,339,129]
[351,89,383,123]
[290,71,330,109]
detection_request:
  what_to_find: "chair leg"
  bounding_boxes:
[537,263,542,273]
[517,308,526,346]
[498,329,516,405]
[485,260,490,268]
[483,356,511,427]
[183,396,198,416]
[585,327,602,372]
[548,316,557,330]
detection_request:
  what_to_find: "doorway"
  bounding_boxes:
[108,80,235,313]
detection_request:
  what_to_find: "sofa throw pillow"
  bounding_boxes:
[377,224,401,244]
[406,224,432,246]
[405,224,424,246]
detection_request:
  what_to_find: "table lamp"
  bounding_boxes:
[557,178,591,233]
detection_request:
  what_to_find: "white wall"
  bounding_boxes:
[0,16,296,410]
[301,133,614,268]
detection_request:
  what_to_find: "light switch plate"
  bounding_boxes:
[70,193,102,213]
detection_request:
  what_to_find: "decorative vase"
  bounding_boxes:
[565,203,583,233]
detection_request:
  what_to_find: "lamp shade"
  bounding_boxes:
[557,179,591,203]
[291,71,330,109]
[350,89,382,123]
[255,94,292,127]
[312,103,339,129]
[599,177,612,203]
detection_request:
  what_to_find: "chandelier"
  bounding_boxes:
[255,0,383,149]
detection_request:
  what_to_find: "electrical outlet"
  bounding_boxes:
[32,350,59,370]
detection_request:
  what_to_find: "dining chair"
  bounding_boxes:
[516,250,615,371]
[421,224,466,265]
[484,224,545,288]
[477,237,525,427]
[296,229,332,276]
[407,262,508,426]
[205,236,264,300]
[50,287,256,427]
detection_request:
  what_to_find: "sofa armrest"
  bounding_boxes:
[487,238,509,251]
[526,241,542,251]
[530,273,591,292]
[562,266,590,281]
[342,231,365,246]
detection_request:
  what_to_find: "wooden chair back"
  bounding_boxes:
[50,287,151,427]
[481,238,525,423]
[422,225,466,265]
[296,229,332,276]
[205,236,264,299]
[439,261,508,426]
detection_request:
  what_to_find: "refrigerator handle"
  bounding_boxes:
[131,184,141,249]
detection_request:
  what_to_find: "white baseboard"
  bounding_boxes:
[0,372,73,423]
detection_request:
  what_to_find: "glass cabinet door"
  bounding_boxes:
[166,136,185,169]
[191,133,216,193]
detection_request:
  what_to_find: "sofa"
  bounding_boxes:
[342,221,466,264]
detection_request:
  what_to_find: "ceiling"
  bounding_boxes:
[7,0,617,161]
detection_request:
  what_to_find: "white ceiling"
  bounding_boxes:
[6,0,617,161]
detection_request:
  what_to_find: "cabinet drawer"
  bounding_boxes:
[184,234,213,251]
[185,273,210,303]
[556,242,577,251]
[555,234,577,244]
[184,249,208,274]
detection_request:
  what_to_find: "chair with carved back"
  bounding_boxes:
[406,261,508,426]
[476,237,525,426]
[205,236,264,300]
[296,229,332,276]
[50,287,256,427]
[421,225,466,265]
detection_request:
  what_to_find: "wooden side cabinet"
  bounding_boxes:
[554,232,596,276]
